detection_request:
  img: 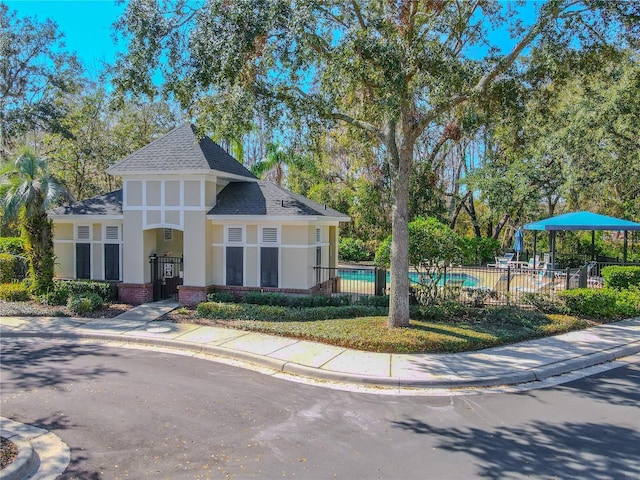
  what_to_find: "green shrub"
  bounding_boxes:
[67,292,104,314]
[355,295,390,307]
[0,237,26,256]
[206,291,236,303]
[601,266,640,290]
[0,282,30,301]
[197,302,385,322]
[287,295,352,308]
[409,302,470,322]
[520,292,568,314]
[242,292,289,306]
[0,253,15,283]
[39,283,70,306]
[339,237,373,262]
[61,280,117,301]
[558,288,640,318]
[613,287,640,317]
[241,292,352,308]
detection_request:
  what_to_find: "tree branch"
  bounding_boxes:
[329,112,385,143]
[350,0,367,30]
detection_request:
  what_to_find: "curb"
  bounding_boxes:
[3,331,639,389]
[0,434,38,480]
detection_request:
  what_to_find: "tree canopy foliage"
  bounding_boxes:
[1,2,639,319]
[114,0,640,326]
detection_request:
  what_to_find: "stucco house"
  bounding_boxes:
[48,123,349,305]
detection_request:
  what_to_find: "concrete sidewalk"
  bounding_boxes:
[1,302,639,388]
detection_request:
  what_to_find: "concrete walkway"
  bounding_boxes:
[0,417,70,480]
[2,302,639,479]
[1,301,639,389]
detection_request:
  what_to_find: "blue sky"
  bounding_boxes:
[5,0,126,75]
[5,1,539,71]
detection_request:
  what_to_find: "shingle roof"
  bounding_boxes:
[106,123,256,179]
[208,181,350,219]
[49,190,123,216]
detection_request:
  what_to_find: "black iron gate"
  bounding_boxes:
[150,254,183,301]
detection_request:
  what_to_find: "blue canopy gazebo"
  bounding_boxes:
[523,211,640,268]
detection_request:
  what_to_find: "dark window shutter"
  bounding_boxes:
[76,243,91,279]
[226,247,243,286]
[104,244,120,281]
[260,247,278,288]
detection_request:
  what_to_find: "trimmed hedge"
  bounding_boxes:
[601,266,640,290]
[197,302,386,322]
[207,291,353,308]
[559,288,640,318]
[206,292,236,303]
[355,295,390,307]
[60,280,118,301]
[0,253,15,283]
[0,282,30,301]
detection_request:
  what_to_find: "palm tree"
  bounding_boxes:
[250,142,298,186]
[1,148,73,294]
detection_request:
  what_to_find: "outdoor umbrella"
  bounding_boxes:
[513,228,524,263]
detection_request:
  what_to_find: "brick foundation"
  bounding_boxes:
[178,285,212,306]
[313,277,339,296]
[176,280,339,305]
[117,283,153,305]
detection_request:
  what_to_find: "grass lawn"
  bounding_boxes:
[0,299,603,354]
[176,305,596,354]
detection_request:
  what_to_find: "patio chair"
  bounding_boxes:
[585,261,604,288]
[489,256,511,269]
[515,267,568,293]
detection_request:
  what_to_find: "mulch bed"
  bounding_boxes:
[0,437,18,469]
[0,300,134,319]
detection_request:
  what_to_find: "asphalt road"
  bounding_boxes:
[1,339,639,480]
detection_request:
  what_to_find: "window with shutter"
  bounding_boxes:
[227,227,243,243]
[262,227,278,243]
[106,226,119,241]
[77,225,90,240]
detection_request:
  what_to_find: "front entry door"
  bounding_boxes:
[150,255,183,301]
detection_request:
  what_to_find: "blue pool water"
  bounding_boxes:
[338,269,480,287]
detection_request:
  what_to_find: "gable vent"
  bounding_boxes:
[315,227,321,243]
[227,227,243,243]
[77,225,90,240]
[105,226,119,241]
[262,227,278,243]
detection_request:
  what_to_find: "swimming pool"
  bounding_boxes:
[337,269,480,287]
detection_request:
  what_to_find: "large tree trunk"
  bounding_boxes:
[388,146,411,328]
[24,212,55,294]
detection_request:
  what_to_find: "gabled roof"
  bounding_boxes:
[523,211,640,231]
[106,123,257,180]
[49,190,123,216]
[208,181,350,220]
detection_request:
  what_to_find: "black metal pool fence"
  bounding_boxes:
[313,261,638,306]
